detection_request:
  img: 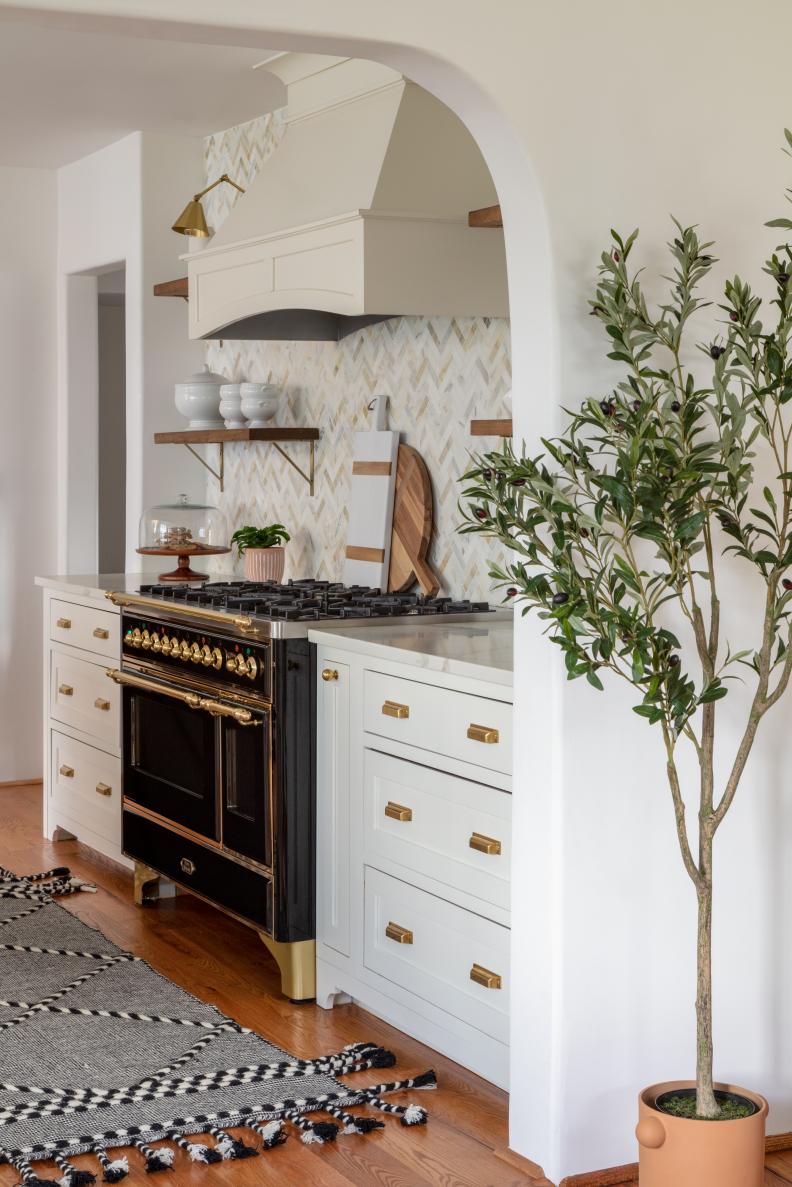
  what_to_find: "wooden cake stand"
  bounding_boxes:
[136,545,230,582]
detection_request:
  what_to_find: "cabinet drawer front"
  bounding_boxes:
[51,732,121,845]
[364,750,511,912]
[50,651,119,748]
[50,598,118,659]
[364,867,509,1042]
[363,670,512,776]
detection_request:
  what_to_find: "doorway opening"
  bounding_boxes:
[97,268,126,572]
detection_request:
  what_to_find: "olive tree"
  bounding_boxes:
[460,149,792,1116]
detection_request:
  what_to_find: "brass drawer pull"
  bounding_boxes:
[469,832,502,856]
[93,626,110,640]
[321,668,339,682]
[59,764,75,778]
[382,699,409,720]
[94,698,111,712]
[95,783,112,797]
[385,801,412,823]
[385,921,413,944]
[56,617,71,629]
[58,683,74,697]
[180,857,196,876]
[470,963,502,990]
[467,723,499,744]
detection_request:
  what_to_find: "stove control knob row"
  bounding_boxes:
[225,652,258,680]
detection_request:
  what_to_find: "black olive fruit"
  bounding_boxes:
[600,400,615,416]
[482,468,493,481]
[506,587,519,599]
[710,344,725,360]
[552,591,569,605]
[668,654,681,668]
[671,400,681,412]
[511,477,527,487]
[783,578,792,592]
[474,508,488,521]
[729,311,739,322]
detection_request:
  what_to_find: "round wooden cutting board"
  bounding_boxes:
[388,445,440,595]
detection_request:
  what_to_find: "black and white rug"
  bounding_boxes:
[0,865,435,1186]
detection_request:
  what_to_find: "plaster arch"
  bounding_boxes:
[5,0,563,1177]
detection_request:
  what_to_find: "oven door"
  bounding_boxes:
[121,674,218,839]
[114,670,271,862]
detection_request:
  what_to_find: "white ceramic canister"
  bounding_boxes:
[219,383,245,429]
[240,382,279,428]
[174,364,226,430]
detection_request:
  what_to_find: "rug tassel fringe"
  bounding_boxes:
[92,1150,128,1184]
[207,1127,258,1161]
[282,1110,339,1146]
[249,1119,288,1149]
[54,1154,96,1186]
[131,1140,174,1174]
[325,1104,385,1135]
[9,1155,61,1187]
[166,1131,223,1164]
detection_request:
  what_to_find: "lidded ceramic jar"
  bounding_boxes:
[174,364,226,429]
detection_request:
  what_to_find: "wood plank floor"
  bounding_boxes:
[589,1150,792,1187]
[0,784,548,1187]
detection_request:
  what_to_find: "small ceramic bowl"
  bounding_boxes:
[240,382,278,427]
[219,383,245,429]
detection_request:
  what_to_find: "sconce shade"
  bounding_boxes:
[172,198,210,238]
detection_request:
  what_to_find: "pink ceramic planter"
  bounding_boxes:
[243,547,286,582]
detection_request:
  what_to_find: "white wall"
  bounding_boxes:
[8,0,792,1180]
[57,131,205,574]
[0,166,57,781]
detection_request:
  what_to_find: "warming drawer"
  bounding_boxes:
[123,809,273,934]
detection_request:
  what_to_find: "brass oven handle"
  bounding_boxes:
[104,670,259,727]
[385,922,413,944]
[93,626,110,640]
[470,963,502,990]
[180,857,196,876]
[382,699,409,719]
[469,831,502,856]
[105,668,201,709]
[385,801,412,822]
[56,617,71,629]
[95,783,112,797]
[467,723,500,744]
[59,764,75,778]
[105,590,255,633]
[197,698,258,726]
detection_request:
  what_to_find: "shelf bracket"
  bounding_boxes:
[271,440,316,496]
[182,442,225,492]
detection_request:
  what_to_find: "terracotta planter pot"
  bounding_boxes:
[636,1081,767,1187]
[243,547,285,582]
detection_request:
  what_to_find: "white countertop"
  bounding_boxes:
[308,617,513,686]
[34,573,227,600]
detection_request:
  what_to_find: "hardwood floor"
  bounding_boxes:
[0,784,548,1187]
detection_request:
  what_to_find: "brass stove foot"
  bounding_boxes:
[259,934,316,1003]
[134,862,161,907]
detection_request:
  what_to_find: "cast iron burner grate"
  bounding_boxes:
[137,579,492,621]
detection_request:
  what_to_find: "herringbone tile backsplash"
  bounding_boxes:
[203,112,511,600]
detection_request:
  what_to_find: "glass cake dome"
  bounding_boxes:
[138,494,229,581]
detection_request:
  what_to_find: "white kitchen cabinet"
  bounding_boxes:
[313,626,513,1089]
[316,656,352,958]
[38,579,130,869]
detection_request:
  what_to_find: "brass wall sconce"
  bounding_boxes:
[171,173,246,238]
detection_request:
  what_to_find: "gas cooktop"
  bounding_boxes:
[137,579,492,623]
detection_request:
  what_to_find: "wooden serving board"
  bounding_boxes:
[388,445,440,596]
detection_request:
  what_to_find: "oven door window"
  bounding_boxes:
[222,712,271,867]
[125,688,217,839]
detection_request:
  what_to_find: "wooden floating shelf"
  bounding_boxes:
[154,428,320,445]
[468,204,503,229]
[470,418,513,437]
[154,428,321,495]
[153,277,188,300]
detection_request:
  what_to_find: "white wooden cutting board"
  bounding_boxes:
[343,427,400,589]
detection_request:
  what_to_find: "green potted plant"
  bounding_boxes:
[231,523,291,582]
[460,146,792,1185]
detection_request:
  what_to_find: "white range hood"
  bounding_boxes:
[186,54,508,341]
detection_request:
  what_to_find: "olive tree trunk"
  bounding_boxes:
[696,829,718,1118]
